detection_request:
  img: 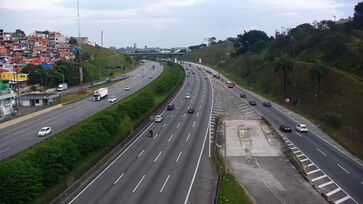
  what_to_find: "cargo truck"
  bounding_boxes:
[93,88,108,101]
[56,83,68,91]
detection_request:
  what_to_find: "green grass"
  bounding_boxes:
[0,62,184,204]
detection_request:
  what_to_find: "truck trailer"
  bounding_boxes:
[93,88,108,101]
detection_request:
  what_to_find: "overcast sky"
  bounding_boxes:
[0,0,359,48]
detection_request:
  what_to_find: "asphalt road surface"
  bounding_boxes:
[68,63,213,204]
[0,61,162,160]
[191,62,363,204]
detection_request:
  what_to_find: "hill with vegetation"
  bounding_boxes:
[181,2,363,159]
[22,44,137,88]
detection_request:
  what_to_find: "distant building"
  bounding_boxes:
[0,80,15,119]
[20,93,59,107]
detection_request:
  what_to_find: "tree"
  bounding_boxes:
[353,1,363,29]
[309,62,329,96]
[235,30,269,55]
[68,37,78,46]
[274,54,294,97]
[208,37,216,45]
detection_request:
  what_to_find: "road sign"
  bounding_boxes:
[285,98,290,103]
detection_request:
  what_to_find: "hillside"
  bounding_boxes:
[181,22,363,159]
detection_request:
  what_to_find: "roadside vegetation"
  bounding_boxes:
[21,43,136,89]
[182,2,363,160]
[0,62,184,204]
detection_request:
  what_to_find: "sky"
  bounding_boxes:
[0,0,359,48]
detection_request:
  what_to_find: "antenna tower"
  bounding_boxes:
[77,1,84,92]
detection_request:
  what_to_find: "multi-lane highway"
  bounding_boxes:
[0,61,162,160]
[68,63,213,204]
[192,62,363,204]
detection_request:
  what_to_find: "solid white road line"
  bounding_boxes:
[326,187,341,197]
[177,122,180,128]
[138,150,144,158]
[318,181,334,188]
[311,174,327,182]
[154,151,162,162]
[186,133,191,142]
[192,121,196,127]
[176,152,182,162]
[132,175,146,193]
[160,174,170,193]
[316,148,327,156]
[337,164,351,174]
[114,173,125,185]
[153,134,158,140]
[168,134,174,142]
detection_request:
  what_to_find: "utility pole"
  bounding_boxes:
[77,1,84,92]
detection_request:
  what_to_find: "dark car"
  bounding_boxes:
[187,108,195,114]
[280,124,292,132]
[263,102,272,107]
[240,93,246,98]
[248,100,257,106]
[167,104,174,110]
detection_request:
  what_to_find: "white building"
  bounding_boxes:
[0,89,16,119]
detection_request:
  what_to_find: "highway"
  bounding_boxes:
[191,62,363,204]
[0,61,163,160]
[68,63,213,204]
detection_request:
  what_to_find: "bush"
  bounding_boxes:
[322,112,343,128]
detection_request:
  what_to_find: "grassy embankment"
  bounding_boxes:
[181,39,363,160]
[0,62,184,204]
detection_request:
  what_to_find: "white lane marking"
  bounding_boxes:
[186,133,191,142]
[153,134,158,140]
[154,151,162,162]
[138,149,144,158]
[168,134,174,142]
[335,195,351,204]
[326,187,341,197]
[176,152,182,162]
[0,148,10,154]
[199,105,202,109]
[296,154,305,158]
[113,173,125,185]
[293,150,301,154]
[296,132,303,138]
[311,174,327,182]
[132,175,146,193]
[318,181,334,188]
[183,113,186,118]
[360,181,363,185]
[307,169,320,175]
[192,121,196,127]
[177,122,180,128]
[337,164,350,174]
[163,123,166,128]
[316,148,327,156]
[196,112,199,117]
[307,163,315,167]
[160,174,170,193]
[300,158,309,162]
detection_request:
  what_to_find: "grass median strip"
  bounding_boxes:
[0,62,184,204]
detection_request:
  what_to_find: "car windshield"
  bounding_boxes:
[41,128,48,131]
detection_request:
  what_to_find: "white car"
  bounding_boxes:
[154,114,163,123]
[124,86,130,91]
[185,94,191,99]
[296,124,308,132]
[108,96,116,103]
[38,127,52,137]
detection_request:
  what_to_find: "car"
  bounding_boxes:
[204,77,208,79]
[248,100,257,106]
[280,124,292,132]
[149,76,153,79]
[263,102,272,107]
[187,108,195,114]
[38,127,52,137]
[240,93,246,98]
[108,96,116,103]
[185,94,191,99]
[192,72,195,75]
[166,104,175,110]
[296,124,308,132]
[154,114,163,123]
[124,86,130,91]
[106,78,112,83]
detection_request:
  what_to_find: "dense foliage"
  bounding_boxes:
[0,62,183,204]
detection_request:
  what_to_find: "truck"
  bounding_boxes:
[56,83,68,91]
[93,88,108,101]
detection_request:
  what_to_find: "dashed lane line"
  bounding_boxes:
[168,134,174,142]
[138,149,144,158]
[186,133,191,142]
[160,174,170,193]
[154,151,162,162]
[113,173,125,185]
[192,121,196,127]
[176,152,182,162]
[132,175,146,193]
[337,164,351,174]
[316,148,327,156]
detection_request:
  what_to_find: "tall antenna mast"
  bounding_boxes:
[77,0,84,92]
[101,30,104,47]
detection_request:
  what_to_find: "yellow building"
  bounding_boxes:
[0,72,29,82]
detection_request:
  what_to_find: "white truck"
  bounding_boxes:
[93,88,108,101]
[56,83,68,91]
